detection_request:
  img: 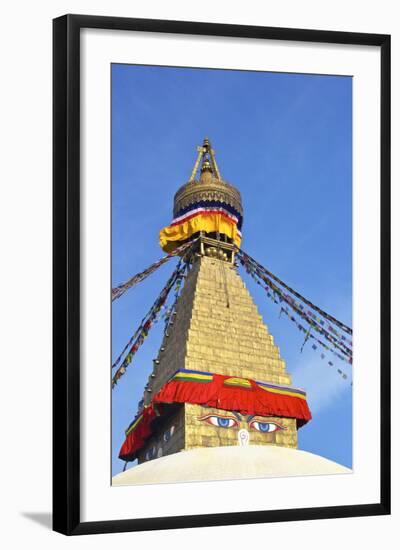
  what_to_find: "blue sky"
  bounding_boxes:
[111,64,352,478]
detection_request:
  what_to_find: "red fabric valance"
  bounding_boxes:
[119,370,311,462]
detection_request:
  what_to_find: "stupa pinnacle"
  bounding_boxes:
[160,138,243,254]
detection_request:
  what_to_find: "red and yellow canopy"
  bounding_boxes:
[119,369,311,461]
[159,201,243,253]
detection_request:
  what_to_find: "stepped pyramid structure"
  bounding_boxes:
[118,138,314,467]
[137,256,299,462]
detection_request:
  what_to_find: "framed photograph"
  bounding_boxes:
[53,14,390,535]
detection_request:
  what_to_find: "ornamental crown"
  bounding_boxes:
[172,138,243,219]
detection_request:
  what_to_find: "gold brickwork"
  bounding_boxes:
[139,401,298,462]
[139,253,298,462]
[144,254,291,407]
[184,404,298,450]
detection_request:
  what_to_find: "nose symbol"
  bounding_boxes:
[238,429,249,446]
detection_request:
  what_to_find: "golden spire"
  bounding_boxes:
[200,157,212,173]
[189,137,221,182]
[173,138,243,220]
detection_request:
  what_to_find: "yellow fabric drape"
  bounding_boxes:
[159,213,241,252]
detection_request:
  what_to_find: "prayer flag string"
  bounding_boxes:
[112,239,197,302]
[239,255,352,360]
[112,259,189,388]
[265,269,351,362]
[162,270,185,338]
[241,264,352,381]
[280,306,352,372]
[237,247,352,336]
[236,249,352,383]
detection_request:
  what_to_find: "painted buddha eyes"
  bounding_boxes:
[163,425,175,442]
[198,414,285,433]
[145,446,156,460]
[199,414,238,428]
[249,421,283,433]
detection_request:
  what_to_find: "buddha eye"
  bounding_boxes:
[145,446,156,460]
[163,425,175,442]
[249,421,284,433]
[198,414,238,429]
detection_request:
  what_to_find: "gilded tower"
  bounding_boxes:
[119,138,311,465]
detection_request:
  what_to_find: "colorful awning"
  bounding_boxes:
[119,369,311,462]
[159,201,242,253]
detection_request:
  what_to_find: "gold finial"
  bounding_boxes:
[200,156,212,183]
[189,137,221,182]
[175,139,243,218]
[201,157,212,173]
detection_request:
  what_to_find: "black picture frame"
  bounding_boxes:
[53,14,391,536]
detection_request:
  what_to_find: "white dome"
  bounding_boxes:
[112,445,351,486]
